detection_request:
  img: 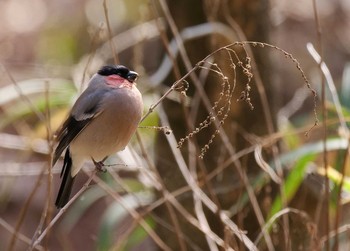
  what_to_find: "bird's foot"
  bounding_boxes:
[92,158,107,173]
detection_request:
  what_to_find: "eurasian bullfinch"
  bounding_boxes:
[53,65,143,208]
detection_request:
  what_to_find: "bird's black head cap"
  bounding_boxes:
[98,65,138,83]
[98,65,129,77]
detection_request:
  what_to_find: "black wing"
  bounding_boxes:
[52,115,92,167]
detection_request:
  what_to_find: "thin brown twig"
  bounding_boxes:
[312,1,329,251]
[110,183,195,250]
[7,164,47,251]
[135,131,187,251]
[0,64,46,125]
[151,2,182,80]
[89,173,172,251]
[254,208,312,245]
[80,24,104,92]
[158,104,258,251]
[108,174,236,251]
[320,224,350,246]
[307,42,349,251]
[29,202,49,249]
[206,117,348,186]
[27,83,55,248]
[43,81,54,249]
[164,191,236,251]
[30,170,97,250]
[140,65,198,123]
[103,0,119,65]
[0,218,44,251]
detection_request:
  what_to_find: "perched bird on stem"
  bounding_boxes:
[53,65,143,208]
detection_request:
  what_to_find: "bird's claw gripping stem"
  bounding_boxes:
[92,158,107,173]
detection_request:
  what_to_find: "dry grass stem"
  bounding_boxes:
[30,170,97,250]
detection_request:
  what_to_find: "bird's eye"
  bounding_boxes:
[127,71,138,82]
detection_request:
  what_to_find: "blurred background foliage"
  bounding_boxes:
[0,0,350,250]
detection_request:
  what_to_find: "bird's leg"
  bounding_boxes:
[92,157,108,173]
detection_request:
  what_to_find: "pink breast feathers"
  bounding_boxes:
[106,75,132,88]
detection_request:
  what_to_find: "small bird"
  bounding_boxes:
[53,65,143,208]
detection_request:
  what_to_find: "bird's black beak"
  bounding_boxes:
[127,71,139,83]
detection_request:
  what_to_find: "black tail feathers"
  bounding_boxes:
[55,148,75,208]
